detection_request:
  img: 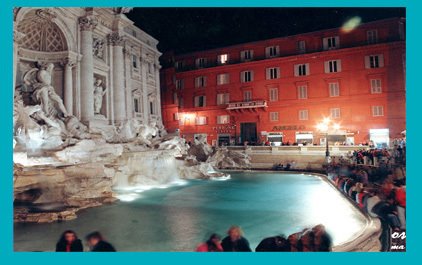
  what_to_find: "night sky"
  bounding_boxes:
[126,8,405,54]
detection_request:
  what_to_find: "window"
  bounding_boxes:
[241,70,253,82]
[298,110,309,120]
[195,116,207,125]
[173,92,178,104]
[297,40,306,53]
[325,60,342,73]
[266,46,280,58]
[175,61,184,70]
[329,82,340,97]
[297,85,308,99]
[372,106,384,116]
[178,97,184,108]
[148,62,153,74]
[270,112,279,121]
[217,115,230,124]
[244,90,252,102]
[367,30,378,44]
[195,76,207,88]
[175,79,184,89]
[216,93,230,105]
[194,95,206,107]
[266,67,280,80]
[323,36,340,50]
[294,64,310,76]
[195,58,207,68]
[365,54,384,69]
[330,108,341,119]
[217,73,230,85]
[217,54,229,64]
[174,112,179,121]
[269,88,278,101]
[133,98,140,113]
[132,54,138,69]
[149,101,155,115]
[241,50,253,61]
[370,79,382,94]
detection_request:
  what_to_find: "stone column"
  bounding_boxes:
[13,29,25,90]
[154,62,163,125]
[78,15,97,123]
[108,32,126,124]
[61,58,76,115]
[140,58,150,123]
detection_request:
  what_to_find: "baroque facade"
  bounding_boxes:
[14,7,162,130]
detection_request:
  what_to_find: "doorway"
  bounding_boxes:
[240,122,257,144]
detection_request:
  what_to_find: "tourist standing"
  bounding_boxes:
[221,226,252,252]
[55,230,83,252]
[196,233,223,252]
[85,231,116,252]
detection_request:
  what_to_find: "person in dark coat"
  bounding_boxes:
[85,231,116,252]
[255,236,290,252]
[55,230,83,252]
[312,224,333,252]
[221,225,252,252]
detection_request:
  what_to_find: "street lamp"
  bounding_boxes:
[316,118,340,164]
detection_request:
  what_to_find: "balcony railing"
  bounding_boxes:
[226,100,268,110]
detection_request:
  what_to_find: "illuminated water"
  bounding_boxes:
[14,172,367,252]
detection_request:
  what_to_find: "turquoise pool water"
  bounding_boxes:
[14,172,367,252]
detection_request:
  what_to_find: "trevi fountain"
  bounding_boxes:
[13,7,379,252]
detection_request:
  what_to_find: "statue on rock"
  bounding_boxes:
[26,63,69,118]
[14,62,90,150]
[93,78,106,115]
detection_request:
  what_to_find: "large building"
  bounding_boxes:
[14,8,163,129]
[160,17,406,147]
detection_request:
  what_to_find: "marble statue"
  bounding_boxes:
[24,63,69,118]
[93,78,106,114]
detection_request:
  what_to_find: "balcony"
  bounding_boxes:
[226,100,268,113]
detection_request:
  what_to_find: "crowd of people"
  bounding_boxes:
[55,225,332,252]
[195,225,332,252]
[326,162,406,250]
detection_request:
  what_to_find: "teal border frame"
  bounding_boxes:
[1,0,419,264]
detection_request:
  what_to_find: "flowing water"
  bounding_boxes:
[14,172,367,252]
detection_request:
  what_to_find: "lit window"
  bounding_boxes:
[195,116,207,125]
[217,54,229,64]
[217,115,230,124]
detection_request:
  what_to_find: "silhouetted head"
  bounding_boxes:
[227,225,243,241]
[58,230,78,244]
[85,231,104,248]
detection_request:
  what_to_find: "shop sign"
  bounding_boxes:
[272,125,306,131]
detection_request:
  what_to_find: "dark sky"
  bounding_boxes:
[126,8,405,54]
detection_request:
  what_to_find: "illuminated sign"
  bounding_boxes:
[272,125,306,131]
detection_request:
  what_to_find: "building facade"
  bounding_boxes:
[14,7,162,129]
[161,18,406,147]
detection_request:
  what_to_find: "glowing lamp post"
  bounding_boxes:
[317,118,340,164]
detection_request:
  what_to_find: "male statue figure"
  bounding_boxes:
[33,63,69,118]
